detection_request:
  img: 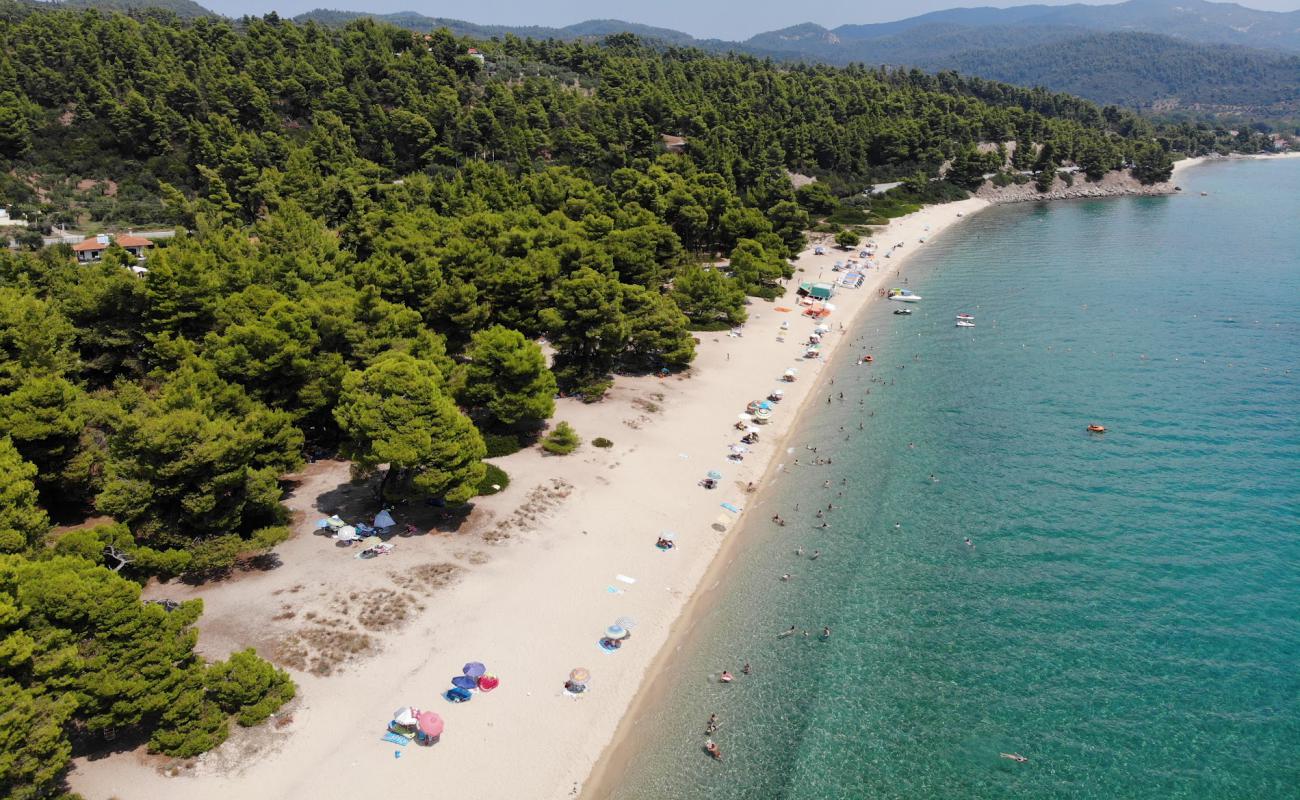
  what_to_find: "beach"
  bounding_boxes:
[580,153,1300,800]
[67,197,988,800]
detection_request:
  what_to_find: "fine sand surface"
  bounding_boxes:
[67,196,987,800]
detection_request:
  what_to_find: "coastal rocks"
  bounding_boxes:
[976,169,1175,204]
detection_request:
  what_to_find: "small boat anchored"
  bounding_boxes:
[893,308,913,315]
[955,320,975,328]
[887,288,922,302]
[1087,424,1106,433]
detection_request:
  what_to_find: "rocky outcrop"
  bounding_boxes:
[975,170,1178,204]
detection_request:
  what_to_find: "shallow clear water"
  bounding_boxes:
[607,159,1300,800]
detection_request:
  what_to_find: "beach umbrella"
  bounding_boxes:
[463,662,486,678]
[415,711,444,738]
[569,668,591,684]
[335,525,358,542]
[614,616,638,630]
[729,444,748,455]
[658,532,677,543]
[392,706,417,726]
[315,518,330,529]
[477,674,499,692]
[706,470,722,480]
[451,675,478,690]
[325,515,346,529]
[605,625,629,640]
[373,509,396,529]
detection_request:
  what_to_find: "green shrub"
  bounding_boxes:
[150,687,230,757]
[206,649,296,727]
[592,437,613,448]
[1059,170,1075,187]
[825,204,869,225]
[477,463,510,495]
[483,432,523,458]
[834,228,861,249]
[541,422,581,455]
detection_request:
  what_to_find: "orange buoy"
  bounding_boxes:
[1087,425,1106,433]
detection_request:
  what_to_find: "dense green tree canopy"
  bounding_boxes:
[0,553,294,795]
[334,353,486,503]
[456,325,557,429]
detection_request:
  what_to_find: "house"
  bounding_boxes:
[115,233,154,260]
[70,232,154,263]
[71,234,111,263]
[660,134,687,154]
[466,47,485,63]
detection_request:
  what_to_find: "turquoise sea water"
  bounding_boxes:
[605,159,1300,800]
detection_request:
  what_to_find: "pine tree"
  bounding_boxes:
[334,353,486,504]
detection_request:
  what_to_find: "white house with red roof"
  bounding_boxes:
[70,232,155,263]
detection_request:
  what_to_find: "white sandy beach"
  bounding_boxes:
[69,151,1288,800]
[62,193,1107,800]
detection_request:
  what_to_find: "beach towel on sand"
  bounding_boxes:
[382,732,410,746]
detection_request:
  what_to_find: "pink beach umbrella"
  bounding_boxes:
[416,711,444,738]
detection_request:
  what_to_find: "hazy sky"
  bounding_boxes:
[201,0,1300,39]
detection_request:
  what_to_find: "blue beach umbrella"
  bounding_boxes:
[463,661,486,678]
[707,470,723,480]
[605,625,629,640]
[451,675,478,690]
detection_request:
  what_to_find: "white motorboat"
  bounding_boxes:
[888,288,921,302]
[956,320,975,328]
[956,313,974,320]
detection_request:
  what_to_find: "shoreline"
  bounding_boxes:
[577,199,990,798]
[577,149,1300,798]
[65,198,988,800]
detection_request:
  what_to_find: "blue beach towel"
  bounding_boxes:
[381,732,410,746]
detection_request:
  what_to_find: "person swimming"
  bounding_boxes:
[821,626,831,640]
[964,537,974,547]
[1000,753,1028,763]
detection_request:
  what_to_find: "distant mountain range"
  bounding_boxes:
[19,0,1300,117]
[291,0,1300,116]
[757,0,1300,53]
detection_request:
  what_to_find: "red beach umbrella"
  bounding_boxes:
[416,711,444,738]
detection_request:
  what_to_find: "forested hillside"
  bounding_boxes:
[0,8,1267,795]
[934,32,1300,116]
[290,5,1300,118]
